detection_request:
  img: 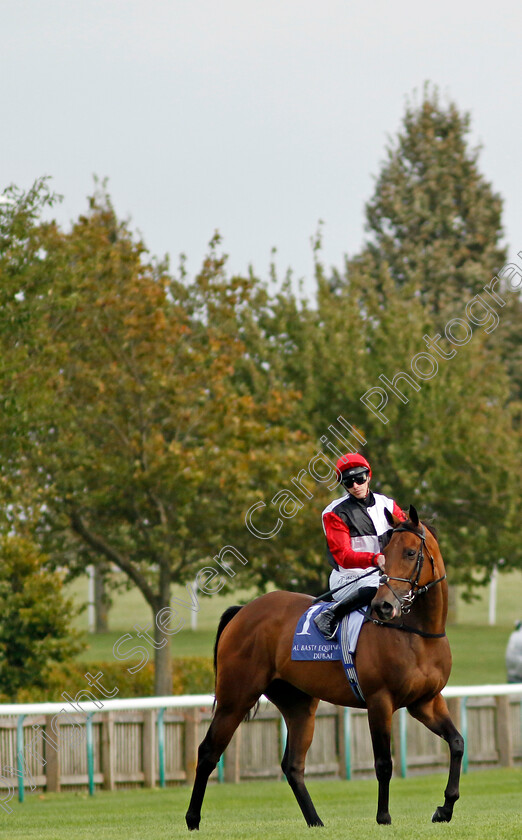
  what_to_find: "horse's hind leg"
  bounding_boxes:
[408,693,464,823]
[185,703,249,831]
[265,680,323,827]
[186,640,272,831]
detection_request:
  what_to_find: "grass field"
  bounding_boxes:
[67,570,522,686]
[69,570,522,636]
[1,769,520,840]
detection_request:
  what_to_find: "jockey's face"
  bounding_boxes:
[345,474,370,499]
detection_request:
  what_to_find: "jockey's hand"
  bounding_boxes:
[375,554,386,571]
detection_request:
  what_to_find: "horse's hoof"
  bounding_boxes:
[307,817,324,827]
[377,813,391,825]
[432,806,451,823]
[185,813,200,831]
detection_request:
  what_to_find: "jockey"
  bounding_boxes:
[314,452,407,640]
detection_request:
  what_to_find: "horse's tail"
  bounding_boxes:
[213,605,243,673]
[212,604,259,721]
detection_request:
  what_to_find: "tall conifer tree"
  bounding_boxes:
[363,84,506,317]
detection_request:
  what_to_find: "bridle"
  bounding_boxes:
[378,523,447,616]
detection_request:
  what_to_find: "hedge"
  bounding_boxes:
[1,657,214,703]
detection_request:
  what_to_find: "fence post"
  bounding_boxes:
[391,711,398,774]
[391,708,408,777]
[224,728,241,783]
[399,707,407,777]
[279,715,287,781]
[157,708,166,788]
[101,711,115,791]
[86,713,95,796]
[340,707,351,780]
[184,708,200,784]
[142,709,156,788]
[495,695,513,767]
[45,715,60,793]
[16,715,26,803]
[446,697,461,732]
[460,697,468,773]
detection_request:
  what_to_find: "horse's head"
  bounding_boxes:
[371,505,446,623]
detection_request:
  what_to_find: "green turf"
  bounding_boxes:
[68,578,259,635]
[455,570,521,627]
[77,627,218,661]
[69,577,259,662]
[445,624,517,685]
[1,769,520,840]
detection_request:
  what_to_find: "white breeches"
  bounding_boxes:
[329,567,380,602]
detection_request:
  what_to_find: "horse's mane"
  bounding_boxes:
[424,521,438,541]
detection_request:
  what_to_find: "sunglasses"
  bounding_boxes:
[342,473,369,488]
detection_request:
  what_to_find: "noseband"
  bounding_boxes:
[378,523,447,615]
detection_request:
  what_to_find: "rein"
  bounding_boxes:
[366,616,446,639]
[372,522,447,636]
[311,567,378,605]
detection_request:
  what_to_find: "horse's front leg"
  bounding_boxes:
[367,695,394,825]
[408,693,464,823]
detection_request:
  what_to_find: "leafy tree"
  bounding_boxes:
[353,264,521,586]
[237,256,521,590]
[0,183,318,694]
[0,534,82,700]
[233,88,522,593]
[351,86,521,585]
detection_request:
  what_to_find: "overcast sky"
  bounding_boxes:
[2,1,521,290]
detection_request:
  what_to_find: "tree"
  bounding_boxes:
[232,89,522,592]
[363,84,506,315]
[0,183,316,694]
[350,260,521,587]
[361,83,522,404]
[0,534,82,700]
[350,86,522,586]
[237,255,521,590]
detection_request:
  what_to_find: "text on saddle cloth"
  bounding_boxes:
[291,603,367,703]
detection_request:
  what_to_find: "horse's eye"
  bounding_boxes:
[406,549,416,558]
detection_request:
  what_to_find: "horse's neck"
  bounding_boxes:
[412,574,447,636]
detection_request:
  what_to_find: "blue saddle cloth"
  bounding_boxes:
[291,602,366,704]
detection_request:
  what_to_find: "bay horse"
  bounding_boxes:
[186,506,464,830]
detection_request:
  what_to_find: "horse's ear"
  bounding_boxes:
[385,507,402,527]
[409,505,419,526]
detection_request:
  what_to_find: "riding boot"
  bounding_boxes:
[313,586,376,641]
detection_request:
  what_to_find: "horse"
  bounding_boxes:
[185,505,464,830]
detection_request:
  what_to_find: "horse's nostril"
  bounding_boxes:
[374,600,395,621]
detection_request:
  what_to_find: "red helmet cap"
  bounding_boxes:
[335,452,371,481]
